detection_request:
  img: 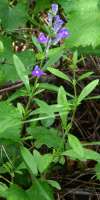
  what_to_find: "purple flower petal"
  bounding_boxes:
[57,28,70,39]
[53,15,64,33]
[32,65,46,77]
[53,28,70,45]
[51,4,58,15]
[38,32,48,44]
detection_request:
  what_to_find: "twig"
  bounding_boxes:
[0,82,24,94]
[0,77,33,94]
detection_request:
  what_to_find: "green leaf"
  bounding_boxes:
[8,88,29,102]
[34,0,51,14]
[39,83,58,92]
[20,146,38,176]
[47,180,61,190]
[0,1,28,31]
[78,71,94,81]
[27,126,62,149]
[40,113,55,128]
[0,40,4,53]
[64,0,100,47]
[57,86,69,129]
[62,148,100,161]
[47,67,70,82]
[0,0,9,27]
[44,47,64,68]
[32,36,43,52]
[30,103,69,116]
[84,148,100,161]
[0,36,35,83]
[27,179,54,200]
[68,134,84,158]
[13,54,30,92]
[0,69,6,85]
[5,184,29,200]
[95,162,100,180]
[33,150,53,173]
[58,0,76,13]
[17,50,36,74]
[0,101,21,142]
[77,79,99,104]
[0,182,8,198]
[33,99,55,127]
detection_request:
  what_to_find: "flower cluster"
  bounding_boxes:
[32,4,70,78]
[38,3,69,45]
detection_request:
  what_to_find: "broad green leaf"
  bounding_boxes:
[0,182,8,198]
[68,134,84,158]
[33,150,53,173]
[27,126,62,149]
[77,45,100,56]
[5,184,29,200]
[57,86,69,129]
[0,1,28,31]
[34,0,50,14]
[77,79,99,104]
[0,101,21,142]
[0,69,6,85]
[0,36,16,83]
[17,50,36,73]
[0,36,35,83]
[13,54,30,92]
[20,146,38,176]
[47,67,70,82]
[27,179,54,200]
[0,0,9,27]
[58,0,76,13]
[63,0,100,47]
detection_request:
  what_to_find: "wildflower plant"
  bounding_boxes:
[0,1,100,200]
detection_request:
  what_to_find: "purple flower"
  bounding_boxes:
[38,32,48,44]
[32,65,46,77]
[51,4,58,15]
[53,28,69,45]
[57,28,69,39]
[53,15,64,33]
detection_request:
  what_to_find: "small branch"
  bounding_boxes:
[0,81,24,94]
[0,77,34,94]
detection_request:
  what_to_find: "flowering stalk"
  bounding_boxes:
[37,3,69,48]
[26,4,70,116]
[32,3,70,79]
